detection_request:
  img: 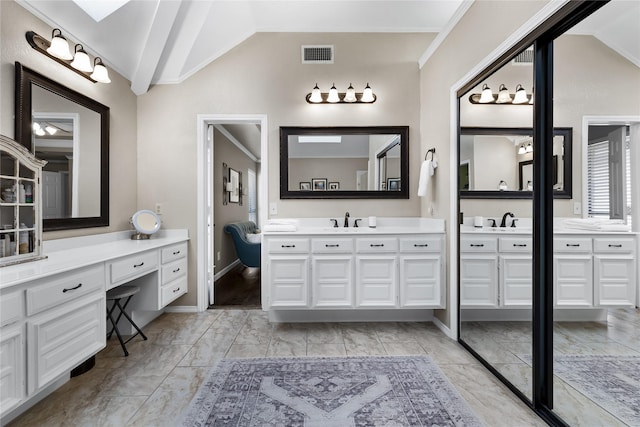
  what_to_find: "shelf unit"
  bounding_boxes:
[0,135,46,266]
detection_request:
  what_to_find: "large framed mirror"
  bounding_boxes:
[15,62,109,231]
[459,127,572,199]
[280,126,409,199]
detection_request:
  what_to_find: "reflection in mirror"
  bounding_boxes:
[15,62,109,231]
[280,126,408,199]
[131,209,161,240]
[459,127,571,198]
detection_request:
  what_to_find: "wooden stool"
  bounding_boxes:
[106,285,148,356]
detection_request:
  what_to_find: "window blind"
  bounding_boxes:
[587,140,609,217]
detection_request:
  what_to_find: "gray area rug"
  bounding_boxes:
[553,355,640,426]
[182,356,484,426]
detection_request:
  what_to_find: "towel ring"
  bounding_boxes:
[425,148,436,161]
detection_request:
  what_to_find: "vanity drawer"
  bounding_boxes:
[26,264,105,316]
[356,237,398,253]
[161,242,187,264]
[1,290,24,327]
[594,238,635,253]
[266,238,310,254]
[162,258,188,285]
[460,237,497,253]
[161,276,188,306]
[312,238,354,254]
[109,250,158,285]
[399,237,441,253]
[499,237,532,252]
[554,237,592,253]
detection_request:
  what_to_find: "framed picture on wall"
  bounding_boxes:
[387,178,401,191]
[312,178,327,191]
[300,182,311,191]
[229,168,240,203]
[329,182,340,190]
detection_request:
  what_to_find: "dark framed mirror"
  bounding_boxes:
[280,126,409,199]
[459,127,571,199]
[15,62,109,231]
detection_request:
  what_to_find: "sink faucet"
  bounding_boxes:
[344,212,350,227]
[500,212,515,228]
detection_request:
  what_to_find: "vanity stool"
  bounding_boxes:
[106,285,148,356]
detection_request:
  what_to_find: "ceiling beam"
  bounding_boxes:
[130,0,182,95]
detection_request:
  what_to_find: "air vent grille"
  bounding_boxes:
[512,47,534,65]
[302,45,334,64]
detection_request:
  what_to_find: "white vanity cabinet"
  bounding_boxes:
[499,237,532,307]
[264,229,446,312]
[553,237,593,307]
[267,238,310,308]
[460,236,499,308]
[0,290,25,415]
[593,238,636,307]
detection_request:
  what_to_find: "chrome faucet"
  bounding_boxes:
[344,211,350,227]
[500,212,515,228]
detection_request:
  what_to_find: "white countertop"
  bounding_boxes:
[0,229,189,289]
[262,217,445,235]
[460,225,636,235]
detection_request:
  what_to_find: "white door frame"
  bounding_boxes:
[196,114,268,312]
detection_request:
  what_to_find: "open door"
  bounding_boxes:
[608,127,627,220]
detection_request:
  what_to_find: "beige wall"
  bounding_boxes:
[0,0,138,239]
[288,158,368,191]
[137,32,433,306]
[213,128,258,274]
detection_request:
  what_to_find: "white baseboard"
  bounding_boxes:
[268,309,434,323]
[1,374,68,425]
[432,315,455,339]
[214,259,241,282]
[460,308,608,322]
[164,305,199,313]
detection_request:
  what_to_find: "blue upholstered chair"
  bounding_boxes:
[223,221,261,268]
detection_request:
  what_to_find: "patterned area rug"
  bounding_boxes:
[553,355,640,426]
[182,356,484,426]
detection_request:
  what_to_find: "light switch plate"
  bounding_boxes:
[573,202,581,215]
[269,203,278,215]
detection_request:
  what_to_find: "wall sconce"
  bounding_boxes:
[517,139,534,154]
[306,83,376,104]
[26,30,111,84]
[469,83,532,105]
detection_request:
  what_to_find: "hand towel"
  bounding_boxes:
[417,159,437,197]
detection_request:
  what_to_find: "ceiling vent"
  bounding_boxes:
[512,47,534,65]
[302,45,334,64]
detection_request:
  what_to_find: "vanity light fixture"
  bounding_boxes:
[525,141,533,153]
[469,83,532,105]
[306,83,377,104]
[26,30,111,84]
[518,144,526,155]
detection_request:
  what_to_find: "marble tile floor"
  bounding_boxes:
[460,308,640,426]
[8,309,547,427]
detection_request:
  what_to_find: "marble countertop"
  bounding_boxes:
[0,229,189,289]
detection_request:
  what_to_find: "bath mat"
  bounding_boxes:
[181,355,484,426]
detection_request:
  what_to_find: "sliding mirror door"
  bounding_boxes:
[551,2,640,425]
[458,45,535,403]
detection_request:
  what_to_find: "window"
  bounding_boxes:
[247,168,257,224]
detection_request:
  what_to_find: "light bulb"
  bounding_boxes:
[308,84,322,103]
[518,144,526,155]
[525,142,533,153]
[344,83,357,103]
[35,128,45,136]
[46,29,73,60]
[496,84,512,103]
[70,44,93,72]
[327,83,340,103]
[45,126,57,135]
[90,58,111,83]
[512,84,528,104]
[361,83,375,103]
[478,83,494,103]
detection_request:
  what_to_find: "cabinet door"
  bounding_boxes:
[356,256,397,307]
[0,323,25,415]
[399,255,443,308]
[594,255,636,307]
[500,256,532,307]
[312,256,353,308]
[554,255,593,307]
[268,256,309,308]
[460,255,498,308]
[28,292,105,393]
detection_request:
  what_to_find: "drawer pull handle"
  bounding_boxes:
[173,288,181,293]
[370,244,385,247]
[281,245,296,248]
[608,244,622,248]
[470,244,484,247]
[414,244,428,247]
[566,243,580,247]
[62,283,82,293]
[133,262,145,268]
[325,244,340,248]
[173,268,181,273]
[172,250,181,255]
[513,244,527,247]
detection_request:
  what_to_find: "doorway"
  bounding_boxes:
[196,114,268,312]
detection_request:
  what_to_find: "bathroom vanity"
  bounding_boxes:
[0,230,188,421]
[263,218,445,322]
[460,223,637,311]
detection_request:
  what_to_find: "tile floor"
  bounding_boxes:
[8,309,546,426]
